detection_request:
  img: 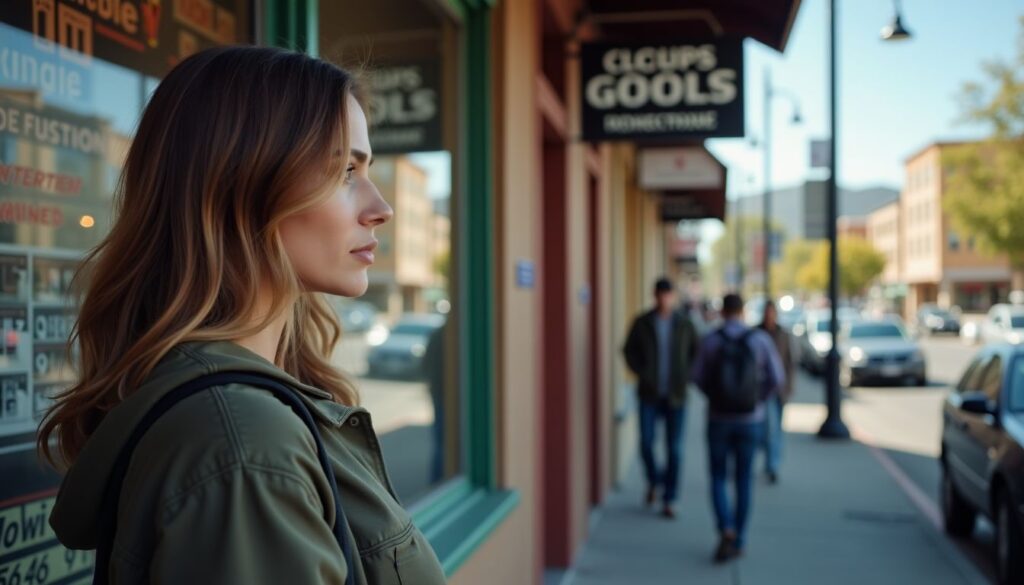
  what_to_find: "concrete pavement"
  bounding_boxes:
[558,391,992,585]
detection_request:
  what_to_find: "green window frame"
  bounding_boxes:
[261,0,517,576]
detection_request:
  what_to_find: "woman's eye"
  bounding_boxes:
[344,165,356,183]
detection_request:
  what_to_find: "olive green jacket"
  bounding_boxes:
[50,341,446,585]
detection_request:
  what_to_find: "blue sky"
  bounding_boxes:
[695,0,1023,259]
[707,0,1023,197]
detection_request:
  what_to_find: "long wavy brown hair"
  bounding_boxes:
[39,46,362,468]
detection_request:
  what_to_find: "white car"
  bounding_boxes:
[979,304,1024,344]
[799,308,861,374]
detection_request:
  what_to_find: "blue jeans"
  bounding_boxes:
[639,398,686,504]
[707,419,763,548]
[763,396,784,475]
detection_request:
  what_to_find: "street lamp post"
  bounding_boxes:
[817,0,848,439]
[762,70,801,299]
[817,0,911,440]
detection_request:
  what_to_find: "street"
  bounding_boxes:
[787,334,997,582]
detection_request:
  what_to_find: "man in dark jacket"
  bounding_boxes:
[623,278,700,518]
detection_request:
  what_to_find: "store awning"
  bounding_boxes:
[584,0,802,52]
[637,145,728,222]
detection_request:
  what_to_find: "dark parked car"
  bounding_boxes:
[941,342,1024,584]
[366,314,445,379]
[917,304,961,335]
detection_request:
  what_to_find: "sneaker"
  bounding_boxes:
[713,532,739,563]
[767,471,779,485]
[661,504,676,520]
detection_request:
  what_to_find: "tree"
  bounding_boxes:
[772,238,821,294]
[797,237,886,298]
[944,17,1024,286]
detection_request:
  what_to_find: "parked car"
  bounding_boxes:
[779,305,806,335]
[916,304,961,336]
[941,342,1024,583]
[799,308,861,374]
[335,300,379,334]
[980,304,1024,345]
[366,313,446,379]
[839,318,926,387]
[961,320,981,346]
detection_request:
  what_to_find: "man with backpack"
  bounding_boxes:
[622,278,700,519]
[692,293,785,563]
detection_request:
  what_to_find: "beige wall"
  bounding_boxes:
[902,146,943,284]
[565,41,602,547]
[867,202,901,284]
[449,0,541,583]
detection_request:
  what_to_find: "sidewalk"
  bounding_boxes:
[558,394,991,585]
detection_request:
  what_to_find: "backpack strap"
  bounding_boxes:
[93,371,356,585]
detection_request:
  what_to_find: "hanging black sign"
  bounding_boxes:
[368,61,442,155]
[581,40,745,142]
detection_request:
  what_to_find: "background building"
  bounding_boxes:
[866,200,904,310]
[901,142,1011,314]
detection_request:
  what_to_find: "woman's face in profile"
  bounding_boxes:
[280,94,393,297]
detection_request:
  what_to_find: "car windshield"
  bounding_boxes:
[849,323,905,339]
[391,323,437,336]
[1011,316,1024,328]
[926,309,952,319]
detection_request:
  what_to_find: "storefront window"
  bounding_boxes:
[0,1,251,578]
[320,1,461,504]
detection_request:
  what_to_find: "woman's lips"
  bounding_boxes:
[351,242,377,265]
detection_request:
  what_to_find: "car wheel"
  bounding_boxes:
[996,488,1023,585]
[941,464,976,537]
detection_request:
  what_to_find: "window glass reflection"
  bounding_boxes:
[321,0,462,504]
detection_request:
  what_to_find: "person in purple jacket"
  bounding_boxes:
[692,293,785,563]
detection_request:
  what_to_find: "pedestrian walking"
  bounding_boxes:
[38,47,446,585]
[692,293,785,563]
[758,301,795,484]
[623,278,700,519]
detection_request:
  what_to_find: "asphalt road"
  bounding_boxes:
[791,334,997,582]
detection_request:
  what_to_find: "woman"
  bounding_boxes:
[38,47,447,584]
[758,301,794,484]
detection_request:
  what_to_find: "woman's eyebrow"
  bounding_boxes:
[351,149,374,166]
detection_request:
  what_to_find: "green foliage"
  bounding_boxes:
[772,239,821,294]
[796,237,886,297]
[944,16,1024,268]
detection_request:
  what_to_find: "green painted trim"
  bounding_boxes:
[262,0,317,52]
[409,478,474,526]
[443,0,468,19]
[461,1,496,490]
[425,489,520,577]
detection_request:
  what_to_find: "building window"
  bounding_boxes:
[0,2,253,575]
[321,2,461,504]
[949,232,961,252]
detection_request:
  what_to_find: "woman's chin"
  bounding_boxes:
[333,275,369,298]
